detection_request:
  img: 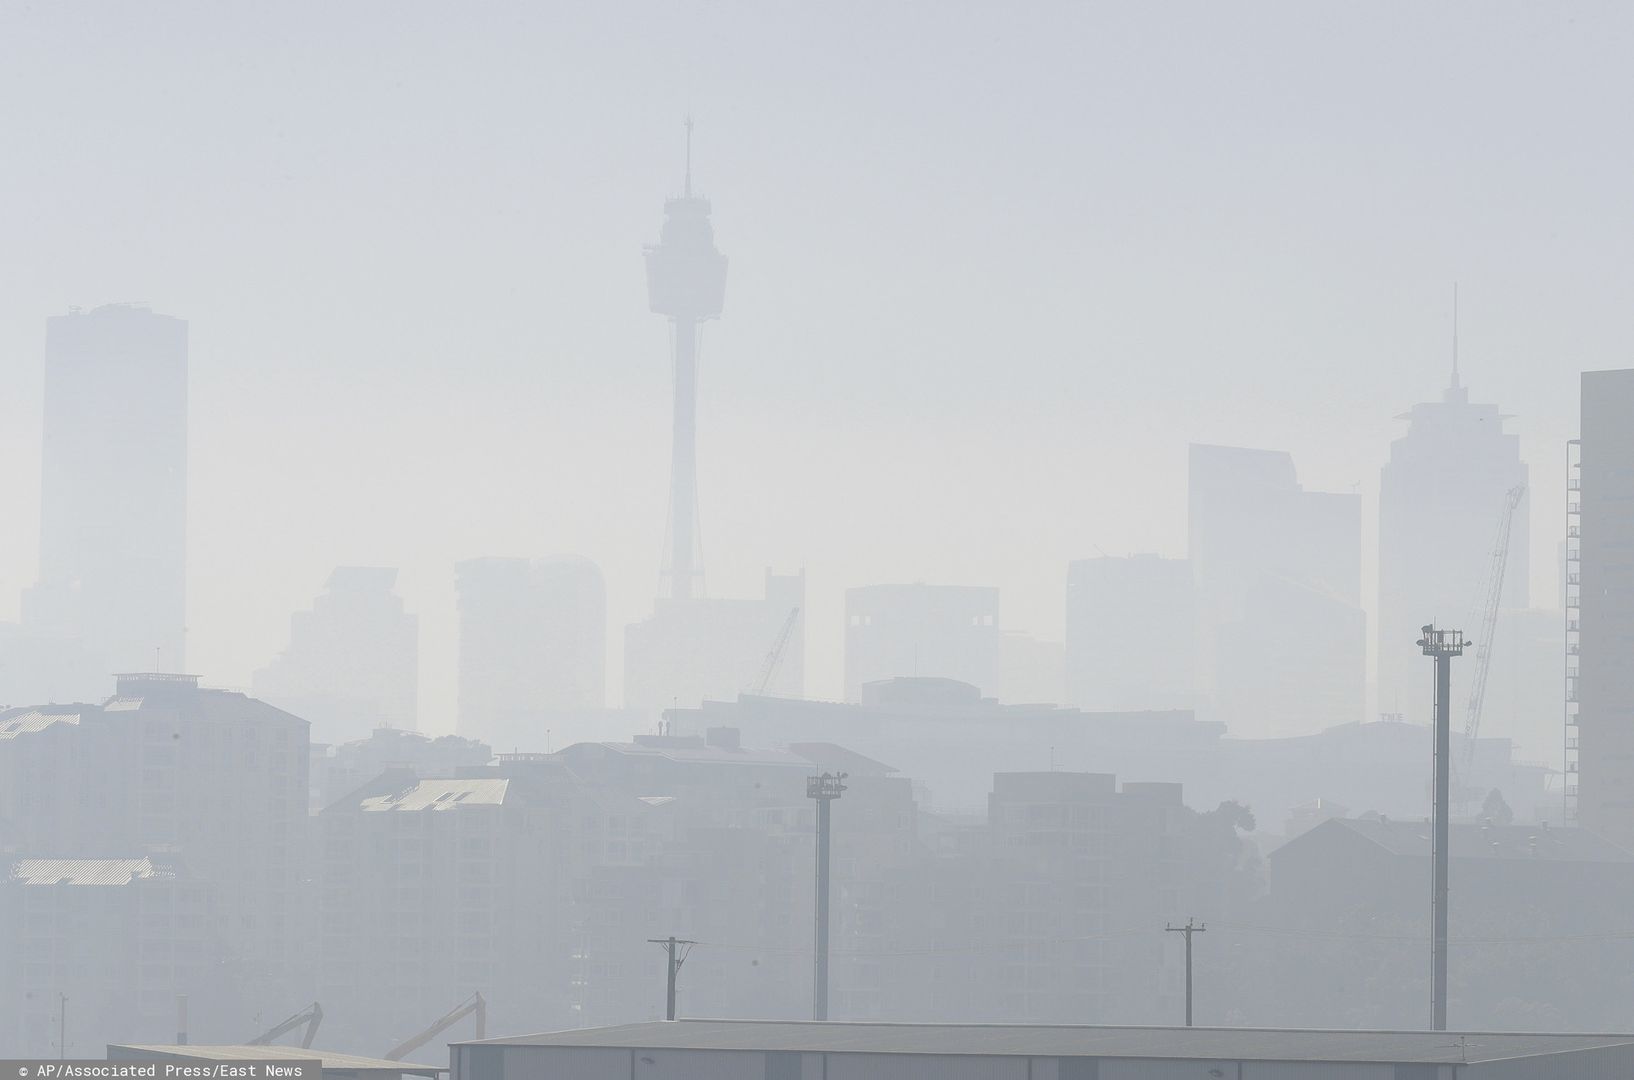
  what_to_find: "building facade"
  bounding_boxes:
[254,566,419,744]
[844,583,999,702]
[0,856,231,1057]
[1065,555,1193,712]
[624,569,803,715]
[456,555,607,746]
[1576,369,1634,844]
[0,675,308,1038]
[1188,444,1364,738]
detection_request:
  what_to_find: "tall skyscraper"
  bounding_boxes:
[1065,554,1194,712]
[253,566,419,744]
[1189,444,1364,738]
[1378,369,1529,726]
[21,304,188,690]
[844,584,1000,702]
[456,556,606,746]
[1575,369,1634,844]
[645,119,727,601]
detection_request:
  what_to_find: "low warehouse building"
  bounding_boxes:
[453,1019,1634,1079]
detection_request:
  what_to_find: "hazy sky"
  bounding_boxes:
[2,1,1630,729]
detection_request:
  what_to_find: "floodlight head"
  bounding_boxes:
[806,772,848,801]
[1418,625,1469,657]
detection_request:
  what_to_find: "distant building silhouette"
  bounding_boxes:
[1378,371,1529,726]
[456,556,607,747]
[1576,369,1634,844]
[1065,554,1193,712]
[253,566,419,744]
[999,631,1066,705]
[624,568,803,714]
[1266,816,1634,1029]
[5,305,188,704]
[1188,444,1363,738]
[671,678,1549,825]
[844,583,999,701]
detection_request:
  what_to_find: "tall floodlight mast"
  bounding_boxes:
[645,117,728,600]
[1419,624,1468,1031]
[807,771,847,1021]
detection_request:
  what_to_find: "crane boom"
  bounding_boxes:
[1462,484,1527,765]
[248,1002,323,1049]
[384,992,486,1061]
[751,607,800,696]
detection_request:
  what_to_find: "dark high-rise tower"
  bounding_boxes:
[645,119,727,600]
[1576,369,1634,843]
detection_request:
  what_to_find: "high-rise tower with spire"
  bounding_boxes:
[1377,314,1529,729]
[645,118,727,600]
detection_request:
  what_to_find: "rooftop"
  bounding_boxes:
[359,777,509,812]
[462,1019,1634,1065]
[1301,817,1634,863]
[0,706,84,740]
[10,857,172,886]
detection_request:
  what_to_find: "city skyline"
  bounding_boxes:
[0,2,1617,725]
[5,2,1634,1066]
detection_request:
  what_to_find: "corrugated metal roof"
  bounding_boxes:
[360,777,509,812]
[110,1045,443,1074]
[0,708,83,739]
[461,1019,1634,1065]
[10,857,169,886]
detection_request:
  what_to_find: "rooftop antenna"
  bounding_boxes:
[1450,282,1464,392]
[684,114,694,199]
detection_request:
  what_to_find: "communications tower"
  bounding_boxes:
[645,118,727,600]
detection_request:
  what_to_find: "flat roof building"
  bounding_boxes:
[454,1019,1634,1079]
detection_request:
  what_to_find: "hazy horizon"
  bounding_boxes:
[3,1,1626,737]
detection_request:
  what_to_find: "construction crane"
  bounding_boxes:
[1462,484,1528,767]
[248,1002,323,1049]
[383,992,485,1062]
[750,607,800,696]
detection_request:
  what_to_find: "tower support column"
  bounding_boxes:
[669,316,698,600]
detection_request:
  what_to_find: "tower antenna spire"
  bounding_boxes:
[684,114,694,199]
[1450,282,1464,392]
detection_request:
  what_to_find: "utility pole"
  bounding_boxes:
[807,772,847,1021]
[58,993,67,1059]
[1166,919,1206,1026]
[1419,624,1468,1032]
[646,936,696,1021]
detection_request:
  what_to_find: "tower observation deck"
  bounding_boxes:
[645,119,727,601]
